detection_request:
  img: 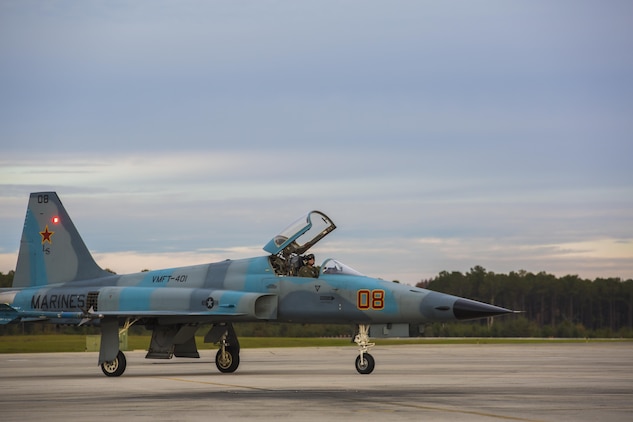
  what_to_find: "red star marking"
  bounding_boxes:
[40,225,54,244]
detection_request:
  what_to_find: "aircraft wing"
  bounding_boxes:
[0,303,252,325]
[0,303,93,324]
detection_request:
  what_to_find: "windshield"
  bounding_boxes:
[321,259,365,276]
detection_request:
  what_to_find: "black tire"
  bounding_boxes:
[355,353,375,374]
[101,350,127,377]
[215,347,240,373]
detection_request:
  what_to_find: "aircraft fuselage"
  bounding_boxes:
[2,256,478,326]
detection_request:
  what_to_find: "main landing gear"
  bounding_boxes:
[99,317,135,377]
[209,323,241,373]
[354,324,375,374]
[216,339,240,373]
[101,350,127,377]
[99,323,375,376]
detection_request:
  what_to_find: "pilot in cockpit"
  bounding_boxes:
[298,253,320,278]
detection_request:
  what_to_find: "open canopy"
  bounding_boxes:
[263,210,336,257]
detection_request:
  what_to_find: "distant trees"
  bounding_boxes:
[0,271,14,288]
[418,267,633,338]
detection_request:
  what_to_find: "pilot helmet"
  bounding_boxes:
[305,254,315,261]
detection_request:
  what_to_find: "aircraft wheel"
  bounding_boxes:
[216,346,240,373]
[101,350,127,377]
[355,353,375,374]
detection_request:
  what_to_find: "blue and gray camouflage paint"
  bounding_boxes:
[0,192,513,376]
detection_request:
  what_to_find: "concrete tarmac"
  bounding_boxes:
[1,342,631,421]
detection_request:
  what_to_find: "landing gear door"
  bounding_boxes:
[263,211,336,257]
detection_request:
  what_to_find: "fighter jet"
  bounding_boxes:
[0,192,514,376]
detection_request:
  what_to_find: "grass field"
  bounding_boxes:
[0,335,629,353]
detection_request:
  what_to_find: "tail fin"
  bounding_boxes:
[13,192,109,288]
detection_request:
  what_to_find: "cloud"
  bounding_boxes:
[1,2,632,281]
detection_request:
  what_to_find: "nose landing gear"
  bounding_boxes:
[354,324,375,374]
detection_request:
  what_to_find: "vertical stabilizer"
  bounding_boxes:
[13,192,109,287]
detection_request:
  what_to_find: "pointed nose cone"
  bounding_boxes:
[453,298,514,320]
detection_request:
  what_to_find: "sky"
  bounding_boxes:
[1,1,632,285]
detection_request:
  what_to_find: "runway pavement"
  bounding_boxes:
[1,342,631,421]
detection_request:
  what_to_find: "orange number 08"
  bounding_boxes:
[357,289,385,310]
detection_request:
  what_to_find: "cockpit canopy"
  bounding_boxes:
[263,210,336,257]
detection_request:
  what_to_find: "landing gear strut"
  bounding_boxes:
[354,324,375,374]
[98,317,138,377]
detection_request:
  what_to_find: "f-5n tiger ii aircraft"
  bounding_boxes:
[0,192,514,376]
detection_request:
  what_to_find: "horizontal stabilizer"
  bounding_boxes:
[0,303,19,325]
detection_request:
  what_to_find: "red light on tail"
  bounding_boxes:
[52,216,60,224]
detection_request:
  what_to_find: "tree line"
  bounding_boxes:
[417,266,633,338]
[2,268,632,338]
